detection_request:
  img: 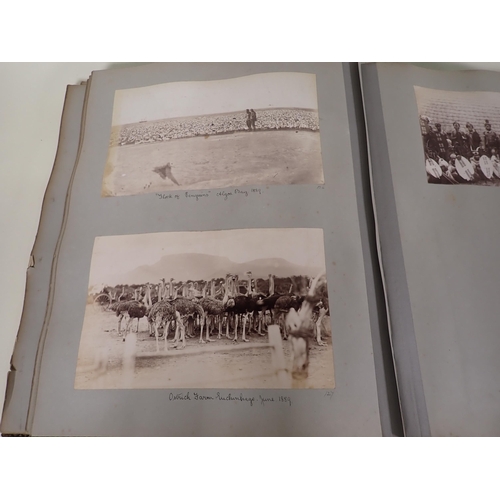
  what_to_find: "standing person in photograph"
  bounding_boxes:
[246,109,252,131]
[429,123,450,161]
[250,109,257,130]
[483,120,499,156]
[451,121,470,157]
[466,122,482,153]
[419,115,433,156]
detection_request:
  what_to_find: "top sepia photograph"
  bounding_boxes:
[101,72,325,196]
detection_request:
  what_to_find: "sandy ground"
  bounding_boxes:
[103,130,324,196]
[75,304,335,390]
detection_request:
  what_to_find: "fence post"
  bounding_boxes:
[94,347,109,389]
[268,325,291,389]
[123,332,137,387]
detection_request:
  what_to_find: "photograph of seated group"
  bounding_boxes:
[416,86,500,185]
[102,72,325,196]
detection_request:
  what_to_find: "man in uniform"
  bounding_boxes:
[419,115,433,157]
[246,109,252,131]
[250,109,257,130]
[432,123,450,161]
[451,121,470,158]
[466,122,482,152]
[483,120,499,156]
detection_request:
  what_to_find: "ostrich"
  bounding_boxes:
[198,279,232,342]
[158,278,167,301]
[170,283,196,338]
[255,274,282,333]
[187,282,204,300]
[147,299,179,352]
[222,274,261,343]
[198,296,225,342]
[122,301,149,338]
[142,283,153,308]
[211,278,226,300]
[287,275,328,346]
[268,275,312,340]
[152,162,180,186]
[221,274,237,339]
[115,300,147,337]
[274,294,304,340]
[170,296,205,348]
[286,272,328,383]
[242,272,266,336]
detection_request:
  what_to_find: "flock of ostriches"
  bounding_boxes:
[95,272,329,352]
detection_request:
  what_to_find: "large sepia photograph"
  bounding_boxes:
[102,72,324,196]
[75,228,333,390]
[415,86,500,186]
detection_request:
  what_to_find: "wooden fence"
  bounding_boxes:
[121,325,292,388]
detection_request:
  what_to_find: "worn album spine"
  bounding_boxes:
[360,63,431,437]
[0,84,88,435]
[343,63,403,437]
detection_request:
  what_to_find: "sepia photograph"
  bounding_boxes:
[75,228,333,390]
[102,72,324,196]
[415,86,500,186]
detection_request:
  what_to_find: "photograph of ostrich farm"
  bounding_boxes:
[101,72,325,196]
[75,228,334,390]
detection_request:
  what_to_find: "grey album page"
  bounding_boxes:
[29,63,382,436]
[1,85,87,435]
[364,62,500,436]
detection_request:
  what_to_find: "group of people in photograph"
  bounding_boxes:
[246,109,258,130]
[110,108,320,147]
[420,116,500,185]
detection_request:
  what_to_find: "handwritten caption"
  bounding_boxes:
[155,188,263,202]
[169,391,292,407]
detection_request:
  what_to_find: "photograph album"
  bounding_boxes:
[3,62,499,436]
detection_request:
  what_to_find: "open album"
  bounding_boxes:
[4,62,499,437]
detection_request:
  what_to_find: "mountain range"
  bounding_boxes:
[106,253,323,286]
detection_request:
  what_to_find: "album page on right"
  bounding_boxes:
[362,62,500,436]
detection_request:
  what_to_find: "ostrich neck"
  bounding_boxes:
[224,276,233,300]
[269,275,275,296]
